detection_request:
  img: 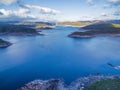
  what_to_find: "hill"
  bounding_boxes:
[57,21,89,27]
[0,25,39,36]
[69,24,120,38]
[0,39,11,48]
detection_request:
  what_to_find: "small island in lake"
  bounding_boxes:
[0,39,11,48]
[36,24,55,30]
[69,24,120,38]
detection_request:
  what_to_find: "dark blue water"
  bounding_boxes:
[0,26,120,90]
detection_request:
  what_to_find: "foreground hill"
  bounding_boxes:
[0,25,39,35]
[69,24,120,38]
[0,39,11,48]
[18,75,120,90]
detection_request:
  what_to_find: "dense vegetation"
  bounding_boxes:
[0,39,11,48]
[69,24,120,38]
[89,79,120,90]
[70,29,120,36]
[81,24,120,30]
[0,25,39,35]
[0,39,7,44]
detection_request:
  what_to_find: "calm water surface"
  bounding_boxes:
[0,26,120,90]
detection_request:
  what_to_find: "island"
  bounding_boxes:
[36,24,55,30]
[57,21,89,27]
[0,25,40,36]
[69,24,120,38]
[0,39,11,48]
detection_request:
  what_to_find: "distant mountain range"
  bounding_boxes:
[0,21,56,26]
[78,20,120,24]
[0,20,119,27]
[103,20,120,24]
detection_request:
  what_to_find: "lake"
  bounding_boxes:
[0,26,120,90]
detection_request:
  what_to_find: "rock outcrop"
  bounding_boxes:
[18,75,120,90]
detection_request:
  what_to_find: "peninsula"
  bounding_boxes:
[0,39,11,48]
[36,24,55,30]
[0,25,40,36]
[69,24,120,38]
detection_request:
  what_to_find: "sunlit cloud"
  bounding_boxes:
[20,4,61,15]
[0,4,61,21]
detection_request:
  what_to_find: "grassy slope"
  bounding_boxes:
[112,24,120,28]
[89,79,120,90]
[58,22,88,27]
[36,24,53,29]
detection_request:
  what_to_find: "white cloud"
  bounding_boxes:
[0,8,36,20]
[101,13,108,16]
[21,4,61,15]
[0,5,61,21]
[0,0,17,5]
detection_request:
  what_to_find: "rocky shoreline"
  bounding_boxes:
[18,75,120,90]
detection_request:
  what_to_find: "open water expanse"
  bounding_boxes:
[0,26,120,90]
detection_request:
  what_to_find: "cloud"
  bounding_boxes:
[20,4,61,15]
[0,8,36,20]
[103,4,111,8]
[0,12,3,15]
[87,0,94,5]
[108,0,120,4]
[0,4,61,21]
[107,0,120,17]
[101,13,108,16]
[87,0,93,3]
[113,9,120,16]
[0,0,17,5]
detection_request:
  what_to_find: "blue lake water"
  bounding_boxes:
[0,26,120,90]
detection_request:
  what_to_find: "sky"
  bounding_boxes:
[0,0,119,21]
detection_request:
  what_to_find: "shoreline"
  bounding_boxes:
[18,75,120,90]
[57,25,85,28]
[69,33,120,38]
[0,32,43,36]
[0,39,12,48]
